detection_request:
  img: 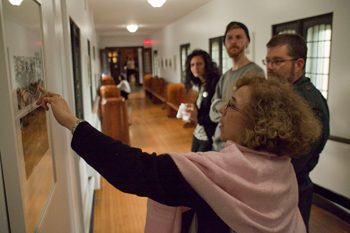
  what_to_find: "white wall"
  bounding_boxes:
[65,0,100,127]
[98,35,146,48]
[0,0,81,232]
[0,0,102,231]
[35,0,102,231]
[150,0,350,199]
[0,159,9,233]
[58,0,101,231]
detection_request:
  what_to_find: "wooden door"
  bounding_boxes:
[143,48,152,75]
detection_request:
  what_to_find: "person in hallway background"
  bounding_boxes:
[117,73,131,100]
[209,21,264,152]
[264,33,330,232]
[36,72,321,232]
[183,49,221,152]
[126,56,136,82]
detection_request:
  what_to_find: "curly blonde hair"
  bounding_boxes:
[229,72,321,157]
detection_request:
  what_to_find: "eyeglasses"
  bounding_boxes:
[225,100,249,117]
[262,58,297,67]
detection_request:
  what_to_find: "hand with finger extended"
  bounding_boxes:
[36,86,78,131]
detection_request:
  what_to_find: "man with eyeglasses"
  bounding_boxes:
[264,33,330,232]
[209,21,264,152]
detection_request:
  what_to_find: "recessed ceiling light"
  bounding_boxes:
[148,0,166,8]
[126,24,138,33]
[9,0,23,5]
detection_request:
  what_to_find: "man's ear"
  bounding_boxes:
[295,58,305,73]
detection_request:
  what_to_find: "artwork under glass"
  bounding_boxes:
[3,0,55,232]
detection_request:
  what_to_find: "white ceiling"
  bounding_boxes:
[88,0,213,37]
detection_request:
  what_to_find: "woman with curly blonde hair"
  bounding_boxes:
[36,72,321,232]
[223,72,321,157]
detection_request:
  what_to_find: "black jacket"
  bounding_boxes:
[196,75,220,141]
[292,75,330,226]
[292,75,330,178]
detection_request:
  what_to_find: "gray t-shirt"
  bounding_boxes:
[209,62,265,151]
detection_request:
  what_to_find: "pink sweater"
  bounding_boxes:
[145,141,306,233]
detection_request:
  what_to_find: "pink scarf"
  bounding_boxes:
[144,141,306,233]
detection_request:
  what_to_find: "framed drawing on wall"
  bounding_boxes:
[2,0,55,232]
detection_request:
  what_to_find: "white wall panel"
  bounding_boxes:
[99,35,146,48]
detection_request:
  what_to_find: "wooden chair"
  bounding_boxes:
[101,76,115,85]
[166,83,198,118]
[143,74,154,98]
[99,85,130,145]
[100,85,121,98]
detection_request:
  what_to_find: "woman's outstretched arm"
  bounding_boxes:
[36,86,203,208]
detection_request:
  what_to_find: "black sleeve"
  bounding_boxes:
[197,103,214,126]
[197,76,219,137]
[292,83,330,175]
[197,76,219,127]
[71,122,203,207]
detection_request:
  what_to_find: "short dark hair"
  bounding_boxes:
[119,73,126,80]
[183,49,221,91]
[266,34,307,65]
[224,21,250,41]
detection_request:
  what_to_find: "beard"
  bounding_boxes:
[226,45,245,58]
[267,65,295,84]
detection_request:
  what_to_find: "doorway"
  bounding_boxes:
[70,19,84,119]
[102,46,145,86]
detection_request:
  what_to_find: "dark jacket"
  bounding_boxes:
[292,75,330,177]
[292,75,330,227]
[196,75,220,141]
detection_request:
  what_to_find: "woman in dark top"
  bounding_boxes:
[183,49,221,152]
[36,73,321,232]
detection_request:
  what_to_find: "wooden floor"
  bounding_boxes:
[92,86,350,233]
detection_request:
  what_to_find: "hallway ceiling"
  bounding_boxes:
[88,0,212,37]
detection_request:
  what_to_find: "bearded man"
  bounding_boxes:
[210,22,264,151]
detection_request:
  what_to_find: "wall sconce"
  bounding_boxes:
[148,0,166,8]
[9,0,23,5]
[126,24,138,33]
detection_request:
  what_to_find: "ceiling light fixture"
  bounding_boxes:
[126,24,138,33]
[148,0,166,8]
[9,0,23,5]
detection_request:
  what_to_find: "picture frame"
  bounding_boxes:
[3,1,55,232]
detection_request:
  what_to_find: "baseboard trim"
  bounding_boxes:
[89,191,95,233]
